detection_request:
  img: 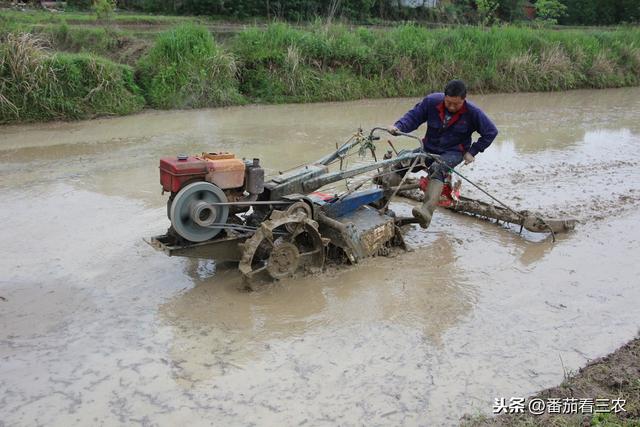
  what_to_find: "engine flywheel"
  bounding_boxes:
[170,181,229,242]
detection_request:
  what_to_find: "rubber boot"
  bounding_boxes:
[412,180,444,229]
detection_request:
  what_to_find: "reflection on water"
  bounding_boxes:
[482,89,640,153]
[160,234,474,387]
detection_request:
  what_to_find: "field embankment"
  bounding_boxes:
[462,337,640,426]
[0,32,143,123]
[2,10,640,124]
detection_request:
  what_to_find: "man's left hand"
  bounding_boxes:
[463,152,475,165]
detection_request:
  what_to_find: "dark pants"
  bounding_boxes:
[425,150,463,182]
[395,148,463,182]
[405,148,463,182]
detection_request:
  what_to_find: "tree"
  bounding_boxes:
[496,0,526,21]
[66,0,93,9]
[560,0,640,25]
[534,0,567,24]
[93,0,116,20]
[477,0,500,25]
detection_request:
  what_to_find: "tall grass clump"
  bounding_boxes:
[231,23,384,103]
[0,33,144,124]
[52,24,121,55]
[0,20,151,66]
[230,23,640,104]
[0,9,194,26]
[136,24,244,109]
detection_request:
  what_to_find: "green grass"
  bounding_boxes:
[0,9,198,25]
[136,23,245,109]
[0,17,152,64]
[231,23,640,103]
[0,33,144,124]
[47,24,152,65]
[2,10,640,124]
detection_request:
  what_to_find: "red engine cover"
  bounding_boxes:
[160,156,207,193]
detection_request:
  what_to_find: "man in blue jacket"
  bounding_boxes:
[388,79,498,229]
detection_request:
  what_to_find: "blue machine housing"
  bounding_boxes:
[318,188,383,218]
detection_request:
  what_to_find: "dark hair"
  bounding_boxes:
[444,79,467,98]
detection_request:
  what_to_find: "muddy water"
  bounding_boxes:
[1,88,640,426]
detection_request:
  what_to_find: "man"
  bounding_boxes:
[388,79,498,229]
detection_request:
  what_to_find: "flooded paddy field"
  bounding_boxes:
[1,88,640,426]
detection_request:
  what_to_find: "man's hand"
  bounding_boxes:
[387,125,400,136]
[463,152,475,165]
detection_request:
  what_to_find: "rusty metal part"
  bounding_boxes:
[380,155,420,212]
[224,189,253,214]
[394,216,421,227]
[519,211,576,234]
[145,232,248,262]
[318,207,396,263]
[397,183,576,234]
[448,196,575,234]
[266,242,300,279]
[389,183,421,192]
[238,211,324,282]
[284,201,313,233]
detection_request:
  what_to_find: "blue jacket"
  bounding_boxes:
[394,93,498,156]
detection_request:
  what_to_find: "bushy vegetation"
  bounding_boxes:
[232,23,640,103]
[560,0,640,26]
[9,0,640,25]
[0,20,151,65]
[63,0,640,25]
[0,33,144,123]
[136,24,244,109]
[0,9,195,25]
[108,0,460,21]
[93,0,117,21]
[1,12,640,124]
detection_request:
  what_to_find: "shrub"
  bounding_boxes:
[136,24,244,109]
[229,23,640,103]
[0,33,144,123]
[93,0,116,21]
[535,0,568,25]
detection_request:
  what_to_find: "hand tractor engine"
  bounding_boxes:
[160,152,264,242]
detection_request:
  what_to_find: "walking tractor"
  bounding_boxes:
[146,128,576,284]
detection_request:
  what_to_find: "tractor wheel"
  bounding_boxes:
[238,210,324,283]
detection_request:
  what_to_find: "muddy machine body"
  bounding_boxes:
[147,128,575,283]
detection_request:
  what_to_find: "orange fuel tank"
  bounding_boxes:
[202,152,245,189]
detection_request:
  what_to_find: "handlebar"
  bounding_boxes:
[368,126,423,148]
[369,126,447,165]
[317,126,441,166]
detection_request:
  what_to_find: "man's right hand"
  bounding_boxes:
[387,125,400,135]
[463,152,475,165]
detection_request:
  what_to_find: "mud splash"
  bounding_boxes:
[1,88,640,426]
